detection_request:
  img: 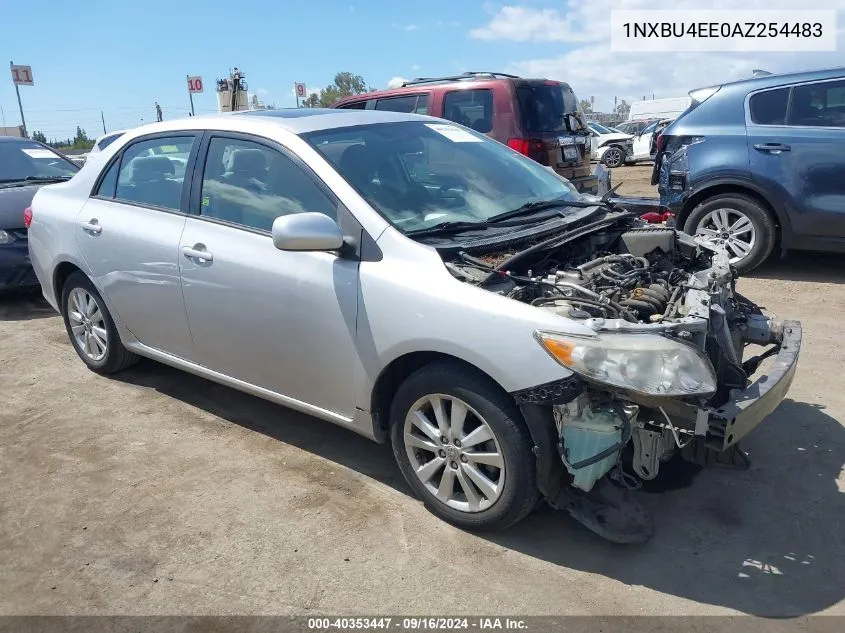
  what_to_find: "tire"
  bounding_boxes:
[389,361,539,531]
[60,271,139,374]
[683,194,776,273]
[601,146,624,168]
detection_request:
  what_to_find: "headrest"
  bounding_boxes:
[229,148,266,173]
[131,156,174,182]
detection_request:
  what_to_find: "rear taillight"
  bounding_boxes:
[23,207,32,229]
[507,138,548,165]
[655,133,666,155]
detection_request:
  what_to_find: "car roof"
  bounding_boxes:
[332,76,573,106]
[0,135,38,144]
[697,66,845,95]
[106,109,438,142]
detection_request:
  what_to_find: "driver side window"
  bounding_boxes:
[199,137,337,232]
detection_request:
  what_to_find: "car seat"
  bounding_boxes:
[125,156,181,209]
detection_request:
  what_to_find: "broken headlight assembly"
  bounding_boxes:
[535,331,717,397]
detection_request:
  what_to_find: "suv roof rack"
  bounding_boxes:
[402,72,520,87]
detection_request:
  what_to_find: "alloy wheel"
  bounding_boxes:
[67,288,108,362]
[403,394,505,513]
[694,208,756,263]
[603,148,623,168]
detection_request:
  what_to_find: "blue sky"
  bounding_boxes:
[3,0,843,140]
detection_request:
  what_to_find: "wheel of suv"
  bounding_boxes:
[601,146,624,168]
[389,361,539,531]
[684,194,776,273]
[61,271,139,374]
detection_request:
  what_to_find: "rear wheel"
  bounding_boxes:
[684,194,776,273]
[390,362,539,531]
[61,272,139,374]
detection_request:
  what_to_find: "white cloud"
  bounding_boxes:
[478,1,845,112]
[470,4,601,42]
[387,76,408,89]
[392,23,418,31]
[411,64,420,71]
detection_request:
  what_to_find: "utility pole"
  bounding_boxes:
[187,74,195,116]
[10,61,29,138]
[101,111,107,134]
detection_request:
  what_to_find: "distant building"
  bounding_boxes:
[1,125,25,138]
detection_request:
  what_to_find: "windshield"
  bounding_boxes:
[589,122,616,135]
[516,82,587,133]
[0,140,79,183]
[303,121,579,233]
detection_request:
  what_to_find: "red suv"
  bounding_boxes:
[331,72,597,194]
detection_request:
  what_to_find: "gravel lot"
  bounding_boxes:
[1,166,843,617]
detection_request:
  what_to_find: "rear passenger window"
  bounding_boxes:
[787,80,845,128]
[114,137,195,210]
[414,93,429,114]
[338,101,367,110]
[374,95,419,113]
[749,88,789,125]
[94,160,119,198]
[199,137,336,232]
[443,89,493,133]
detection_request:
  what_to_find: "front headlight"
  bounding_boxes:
[536,331,717,397]
[0,229,16,245]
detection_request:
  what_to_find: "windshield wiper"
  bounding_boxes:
[405,220,489,238]
[487,198,578,223]
[0,176,72,185]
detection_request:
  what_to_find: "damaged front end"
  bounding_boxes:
[444,214,801,542]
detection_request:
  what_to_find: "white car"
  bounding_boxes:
[587,122,633,168]
[627,119,674,164]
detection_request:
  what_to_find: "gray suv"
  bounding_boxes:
[654,67,845,272]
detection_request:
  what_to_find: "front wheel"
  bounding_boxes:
[601,146,624,168]
[390,362,539,531]
[684,194,776,273]
[61,271,139,374]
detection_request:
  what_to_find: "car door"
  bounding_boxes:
[748,79,845,239]
[76,133,200,358]
[178,132,360,419]
[630,121,657,160]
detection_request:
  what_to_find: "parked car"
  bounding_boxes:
[29,110,800,543]
[626,118,673,164]
[654,66,845,272]
[614,119,657,136]
[0,136,79,291]
[586,122,633,168]
[331,72,598,194]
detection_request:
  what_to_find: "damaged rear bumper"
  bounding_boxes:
[706,320,802,450]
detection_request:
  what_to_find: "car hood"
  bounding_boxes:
[596,132,633,142]
[0,184,41,229]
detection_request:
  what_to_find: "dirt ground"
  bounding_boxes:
[1,170,843,617]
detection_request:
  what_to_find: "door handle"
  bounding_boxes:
[753,143,791,153]
[182,245,213,262]
[81,219,102,234]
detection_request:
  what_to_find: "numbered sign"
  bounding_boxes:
[295,82,307,98]
[11,64,34,86]
[187,76,204,93]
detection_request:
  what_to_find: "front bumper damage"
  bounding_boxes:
[705,320,801,450]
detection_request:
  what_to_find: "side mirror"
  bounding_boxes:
[271,212,344,252]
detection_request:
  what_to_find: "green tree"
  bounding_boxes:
[31,130,47,143]
[305,72,370,108]
[72,126,94,150]
[614,99,631,120]
[579,99,593,114]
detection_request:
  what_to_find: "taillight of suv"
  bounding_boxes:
[507,138,549,165]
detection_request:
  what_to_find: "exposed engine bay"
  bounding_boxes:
[439,212,799,542]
